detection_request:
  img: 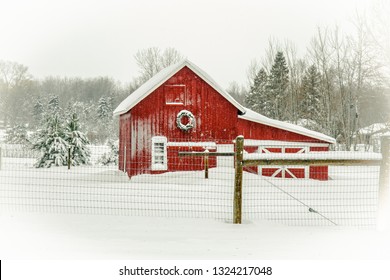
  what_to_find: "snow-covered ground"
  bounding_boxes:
[0,213,389,259]
[0,156,379,227]
[0,153,387,259]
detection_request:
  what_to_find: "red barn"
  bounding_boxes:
[113,59,335,180]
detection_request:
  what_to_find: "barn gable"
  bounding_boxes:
[113,59,246,117]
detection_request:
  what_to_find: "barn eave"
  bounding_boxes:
[239,108,336,144]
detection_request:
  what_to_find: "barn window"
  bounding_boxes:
[151,136,168,170]
[165,85,186,105]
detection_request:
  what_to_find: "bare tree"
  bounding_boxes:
[0,60,33,126]
[226,81,247,105]
[261,37,283,72]
[134,47,184,83]
[246,59,262,88]
[308,27,339,137]
[283,40,306,123]
[329,26,355,149]
[367,0,390,76]
[0,60,31,90]
[160,47,184,68]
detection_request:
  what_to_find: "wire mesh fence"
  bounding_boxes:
[0,138,386,228]
[242,166,379,227]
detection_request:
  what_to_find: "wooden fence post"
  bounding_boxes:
[204,149,209,179]
[378,136,390,229]
[123,145,126,173]
[68,147,71,170]
[234,135,244,224]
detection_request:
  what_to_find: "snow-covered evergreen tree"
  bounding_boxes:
[97,96,112,120]
[33,115,68,168]
[245,68,271,116]
[300,64,323,122]
[32,99,44,127]
[97,140,118,166]
[65,113,91,166]
[5,124,29,145]
[268,51,289,120]
[95,96,115,143]
[48,95,60,113]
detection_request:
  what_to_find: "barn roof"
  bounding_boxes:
[239,109,336,144]
[113,59,247,117]
[114,59,336,144]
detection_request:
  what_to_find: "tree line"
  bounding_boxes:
[0,68,128,143]
[228,6,390,151]
[0,48,184,167]
[1,2,389,154]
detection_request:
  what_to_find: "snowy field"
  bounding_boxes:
[1,213,389,259]
[0,156,380,226]
[0,153,387,259]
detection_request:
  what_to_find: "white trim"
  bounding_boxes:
[265,164,308,179]
[165,84,186,105]
[244,139,330,148]
[245,151,382,161]
[164,84,186,87]
[257,146,309,179]
[167,141,216,148]
[166,102,184,105]
[151,136,168,171]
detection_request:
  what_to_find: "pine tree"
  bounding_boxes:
[97,96,112,120]
[48,95,60,113]
[33,99,44,115]
[33,99,44,125]
[96,96,115,143]
[268,51,289,120]
[65,113,91,166]
[245,68,271,116]
[5,124,29,146]
[33,115,68,168]
[300,65,323,124]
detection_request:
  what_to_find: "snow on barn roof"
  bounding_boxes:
[113,59,246,116]
[113,59,336,144]
[239,109,336,144]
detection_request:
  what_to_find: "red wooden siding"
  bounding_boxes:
[120,66,238,176]
[166,146,217,173]
[309,146,329,180]
[237,118,327,143]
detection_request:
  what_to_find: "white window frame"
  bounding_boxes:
[151,136,168,171]
[164,84,186,105]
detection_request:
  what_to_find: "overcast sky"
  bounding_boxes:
[0,0,374,88]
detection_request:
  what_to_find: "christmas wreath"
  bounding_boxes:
[176,110,195,132]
